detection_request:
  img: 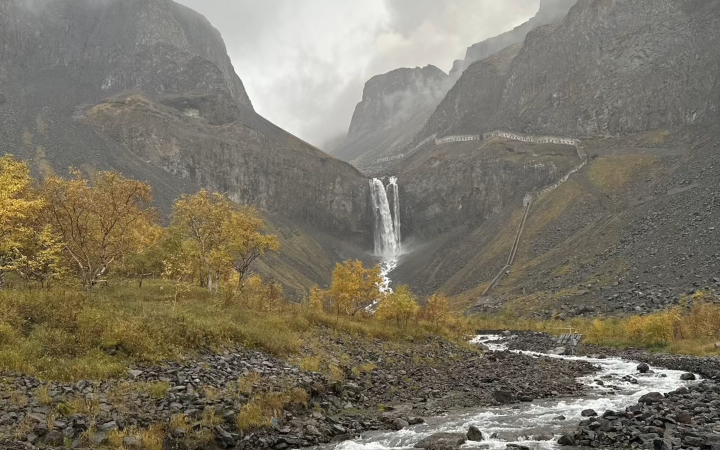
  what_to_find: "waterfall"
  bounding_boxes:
[388,176,401,247]
[369,177,403,294]
[369,177,401,257]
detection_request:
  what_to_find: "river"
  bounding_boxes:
[319,335,697,450]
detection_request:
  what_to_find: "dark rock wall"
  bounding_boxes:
[459,0,577,73]
[0,0,373,247]
[423,0,720,140]
[332,65,450,169]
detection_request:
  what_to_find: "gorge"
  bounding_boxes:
[3,1,720,450]
[2,0,720,312]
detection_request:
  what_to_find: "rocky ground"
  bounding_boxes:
[558,381,720,449]
[0,331,596,450]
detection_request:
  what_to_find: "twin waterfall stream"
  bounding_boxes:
[369,177,402,292]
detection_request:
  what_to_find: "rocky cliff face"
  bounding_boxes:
[0,0,372,239]
[332,66,450,172]
[398,138,578,241]
[0,0,374,291]
[457,0,577,74]
[422,0,720,140]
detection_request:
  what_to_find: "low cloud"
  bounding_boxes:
[176,0,540,149]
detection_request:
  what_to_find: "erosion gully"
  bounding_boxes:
[317,335,698,450]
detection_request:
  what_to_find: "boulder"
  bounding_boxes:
[493,390,514,403]
[680,373,696,381]
[43,430,65,446]
[638,392,665,404]
[467,425,484,441]
[581,409,598,417]
[414,432,467,449]
[392,418,409,430]
[637,363,650,373]
[557,434,575,446]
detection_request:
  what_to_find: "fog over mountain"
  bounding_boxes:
[175,0,541,148]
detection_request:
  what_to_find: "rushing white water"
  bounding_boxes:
[388,176,401,247]
[370,178,401,257]
[370,177,402,292]
[324,336,699,450]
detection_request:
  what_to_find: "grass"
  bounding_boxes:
[588,154,658,193]
[469,291,720,356]
[0,279,469,381]
[236,389,308,431]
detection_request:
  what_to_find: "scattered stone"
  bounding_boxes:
[391,418,409,430]
[466,425,484,441]
[122,436,141,449]
[91,432,108,446]
[43,431,64,446]
[493,390,514,403]
[638,392,665,404]
[414,432,467,449]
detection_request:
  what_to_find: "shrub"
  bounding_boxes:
[376,285,419,328]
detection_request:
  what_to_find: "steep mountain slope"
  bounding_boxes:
[336,0,579,176]
[421,0,720,141]
[389,0,720,316]
[395,128,720,319]
[331,66,450,173]
[0,0,374,292]
[455,0,578,75]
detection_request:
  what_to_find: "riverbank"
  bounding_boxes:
[1,331,595,449]
[493,330,720,380]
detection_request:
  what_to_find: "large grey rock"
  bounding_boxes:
[467,425,484,441]
[638,392,665,404]
[414,432,467,449]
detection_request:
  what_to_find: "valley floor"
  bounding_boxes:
[1,329,594,449]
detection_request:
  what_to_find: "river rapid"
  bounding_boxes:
[321,335,698,450]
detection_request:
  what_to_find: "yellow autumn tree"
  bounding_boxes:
[0,155,47,288]
[422,293,452,331]
[118,220,165,287]
[42,169,157,288]
[377,285,419,328]
[170,190,279,292]
[0,225,66,287]
[327,260,382,318]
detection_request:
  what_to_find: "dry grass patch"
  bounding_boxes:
[471,291,720,356]
[236,389,309,431]
[588,155,658,193]
[236,372,261,395]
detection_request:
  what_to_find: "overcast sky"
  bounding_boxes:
[175,0,540,149]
